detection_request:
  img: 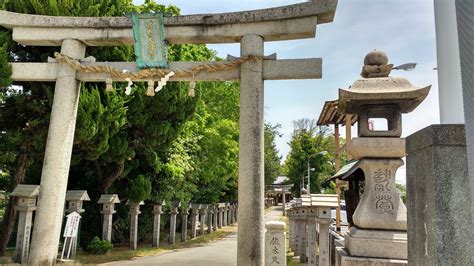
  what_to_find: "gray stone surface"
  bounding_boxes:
[181,209,189,242]
[406,124,474,265]
[190,205,200,239]
[345,227,407,260]
[28,39,86,266]
[336,247,407,266]
[265,221,286,266]
[152,204,164,247]
[237,34,264,266]
[456,1,474,240]
[169,207,178,245]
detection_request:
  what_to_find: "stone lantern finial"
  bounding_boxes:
[361,50,393,78]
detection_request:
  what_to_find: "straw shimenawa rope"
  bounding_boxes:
[54,52,264,80]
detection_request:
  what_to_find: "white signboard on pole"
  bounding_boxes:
[63,211,81,237]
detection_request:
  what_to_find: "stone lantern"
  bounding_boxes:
[199,204,208,235]
[64,190,90,258]
[11,184,40,264]
[65,190,90,214]
[98,194,120,242]
[335,50,430,264]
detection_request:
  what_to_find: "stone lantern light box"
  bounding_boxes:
[98,194,121,213]
[11,185,40,210]
[65,190,90,213]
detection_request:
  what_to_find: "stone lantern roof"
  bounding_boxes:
[339,50,431,114]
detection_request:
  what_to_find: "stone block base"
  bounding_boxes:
[345,227,407,260]
[336,247,407,266]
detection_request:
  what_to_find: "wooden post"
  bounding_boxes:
[334,124,341,231]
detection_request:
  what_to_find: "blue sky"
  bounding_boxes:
[132,0,440,183]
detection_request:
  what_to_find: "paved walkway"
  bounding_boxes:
[107,206,284,266]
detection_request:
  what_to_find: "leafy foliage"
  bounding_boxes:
[264,123,282,187]
[284,119,340,196]
[86,236,113,255]
[127,175,152,203]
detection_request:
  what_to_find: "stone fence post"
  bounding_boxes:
[199,205,208,235]
[213,204,218,231]
[207,204,213,233]
[223,203,228,226]
[169,201,181,244]
[11,185,40,264]
[265,221,286,266]
[190,204,201,239]
[152,201,165,247]
[218,203,225,228]
[181,206,189,242]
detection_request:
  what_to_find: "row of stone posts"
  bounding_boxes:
[9,184,238,263]
[286,194,338,266]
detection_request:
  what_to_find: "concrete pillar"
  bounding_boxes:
[29,39,86,265]
[287,210,294,252]
[434,0,464,124]
[265,221,286,266]
[213,205,218,231]
[228,205,233,225]
[181,208,189,242]
[406,125,474,265]
[190,204,200,239]
[128,202,143,250]
[102,212,114,241]
[207,205,213,234]
[237,34,265,266]
[152,204,164,247]
[199,205,207,236]
[169,207,178,244]
[317,219,331,266]
[307,218,318,266]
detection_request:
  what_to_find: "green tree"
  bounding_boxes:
[264,123,282,187]
[284,119,336,196]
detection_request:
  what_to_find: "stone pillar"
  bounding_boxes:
[228,205,233,225]
[128,201,144,250]
[238,34,265,266]
[306,216,318,265]
[29,39,86,265]
[207,205,213,233]
[181,207,189,242]
[287,209,295,252]
[218,204,224,228]
[298,213,308,263]
[292,209,301,255]
[223,204,228,226]
[199,205,207,236]
[317,217,331,266]
[11,185,40,264]
[265,221,286,266]
[152,203,164,247]
[406,125,474,265]
[169,207,178,244]
[213,205,218,231]
[190,204,200,239]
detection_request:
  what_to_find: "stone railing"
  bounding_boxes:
[286,194,338,266]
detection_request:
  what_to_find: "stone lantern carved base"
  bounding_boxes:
[345,227,407,260]
[352,158,407,231]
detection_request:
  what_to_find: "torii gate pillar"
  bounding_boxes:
[28,39,85,265]
[238,34,265,265]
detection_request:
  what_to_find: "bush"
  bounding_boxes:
[86,236,113,254]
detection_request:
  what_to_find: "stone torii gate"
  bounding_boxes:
[0,1,337,265]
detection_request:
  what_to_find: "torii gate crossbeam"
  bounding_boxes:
[0,1,337,265]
